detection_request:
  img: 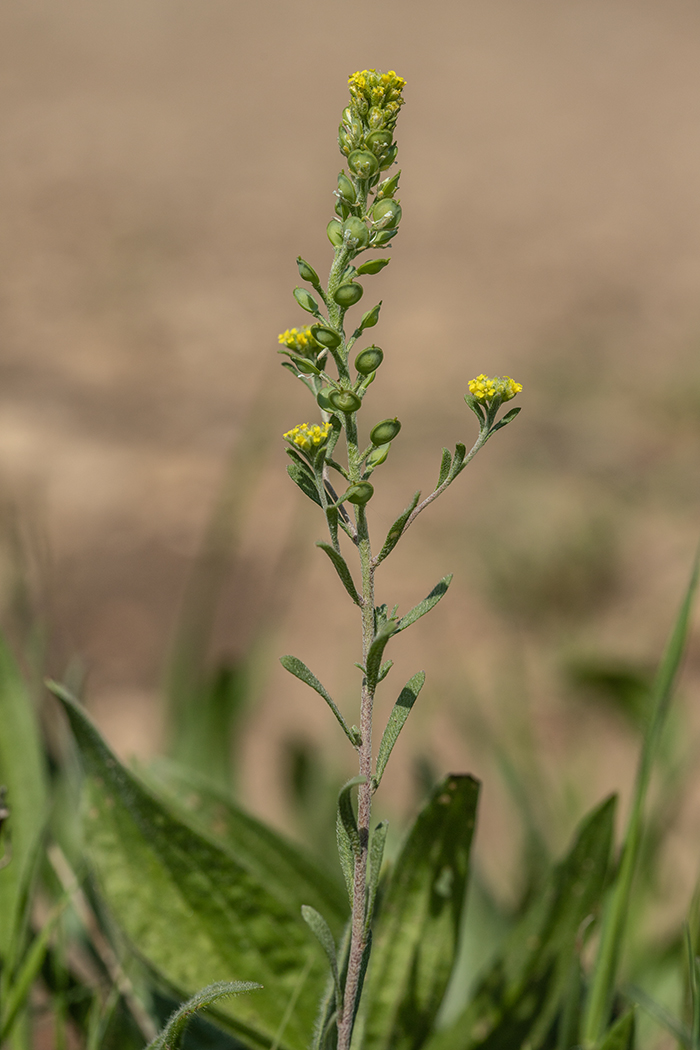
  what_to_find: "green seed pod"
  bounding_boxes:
[354,345,384,375]
[366,130,393,156]
[337,172,356,204]
[359,302,382,330]
[296,257,319,285]
[376,172,401,200]
[335,200,350,220]
[338,128,352,154]
[317,387,335,412]
[343,217,370,250]
[311,324,341,349]
[333,282,364,308]
[372,199,402,229]
[370,229,397,247]
[290,356,321,375]
[345,481,374,505]
[293,287,319,314]
[379,144,399,170]
[327,219,344,247]
[355,258,390,276]
[329,389,362,414]
[370,417,401,445]
[365,442,391,469]
[348,150,379,179]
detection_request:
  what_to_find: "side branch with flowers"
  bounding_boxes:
[277,69,521,1050]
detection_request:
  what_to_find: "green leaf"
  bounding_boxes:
[583,551,699,1045]
[448,443,467,480]
[280,655,359,746]
[287,461,322,507]
[0,633,47,966]
[437,448,452,487]
[316,542,362,606]
[596,1009,635,1050]
[489,406,521,435]
[336,777,364,905]
[377,660,393,684]
[146,981,262,1050]
[426,795,615,1050]
[365,822,388,936]
[50,683,334,1050]
[366,620,399,693]
[0,896,68,1042]
[374,491,421,567]
[396,576,453,634]
[374,672,426,788]
[363,776,480,1050]
[301,906,341,1012]
[463,396,485,424]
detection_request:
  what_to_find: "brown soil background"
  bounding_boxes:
[3,0,700,923]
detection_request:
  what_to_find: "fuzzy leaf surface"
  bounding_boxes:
[363,776,480,1050]
[396,577,453,634]
[374,673,425,787]
[146,981,261,1050]
[374,492,421,567]
[316,543,362,606]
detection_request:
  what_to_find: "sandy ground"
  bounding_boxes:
[2,0,700,927]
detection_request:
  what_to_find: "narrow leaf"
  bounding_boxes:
[280,656,358,745]
[437,448,452,487]
[374,672,426,788]
[146,981,261,1050]
[596,1009,636,1050]
[287,462,322,507]
[316,542,362,606]
[365,822,388,936]
[50,683,332,1050]
[366,620,399,693]
[363,776,480,1050]
[489,405,521,435]
[301,906,341,1011]
[0,897,68,1042]
[377,660,393,684]
[396,576,453,634]
[336,777,364,905]
[374,491,421,567]
[448,443,467,480]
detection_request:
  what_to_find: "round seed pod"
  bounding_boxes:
[372,199,402,229]
[293,287,319,314]
[329,389,362,414]
[355,258,390,276]
[379,144,399,170]
[317,387,335,412]
[348,150,379,179]
[290,356,320,375]
[327,219,344,247]
[343,217,370,250]
[334,283,364,308]
[310,324,341,348]
[370,229,396,247]
[337,172,356,204]
[296,257,319,285]
[354,345,384,375]
[365,442,391,469]
[366,130,393,155]
[370,417,402,445]
[345,482,374,505]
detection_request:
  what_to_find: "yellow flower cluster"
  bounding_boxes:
[278,326,318,354]
[348,69,406,128]
[284,422,332,453]
[468,374,523,404]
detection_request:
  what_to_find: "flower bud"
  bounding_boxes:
[329,389,362,414]
[343,217,370,250]
[296,257,319,285]
[333,282,364,308]
[348,150,379,179]
[293,287,319,314]
[372,199,402,229]
[337,172,356,204]
[366,130,393,155]
[365,442,391,469]
[359,302,382,330]
[345,481,374,505]
[370,417,401,444]
[368,106,384,129]
[310,324,341,348]
[356,258,390,276]
[354,345,384,375]
[338,128,352,154]
[327,219,344,247]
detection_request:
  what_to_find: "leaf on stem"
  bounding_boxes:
[365,822,388,937]
[489,406,521,435]
[146,981,262,1050]
[280,656,359,746]
[336,776,365,905]
[374,491,421,567]
[377,660,393,684]
[316,542,362,606]
[595,1009,636,1050]
[366,620,399,693]
[301,906,341,1012]
[396,576,453,634]
[374,672,426,788]
[49,683,330,1050]
[287,462,322,507]
[363,776,480,1050]
[448,443,467,481]
[437,448,452,487]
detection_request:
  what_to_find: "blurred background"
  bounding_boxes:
[2,0,700,933]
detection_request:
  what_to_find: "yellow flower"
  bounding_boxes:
[278,326,319,354]
[468,374,523,404]
[347,69,406,128]
[283,422,332,453]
